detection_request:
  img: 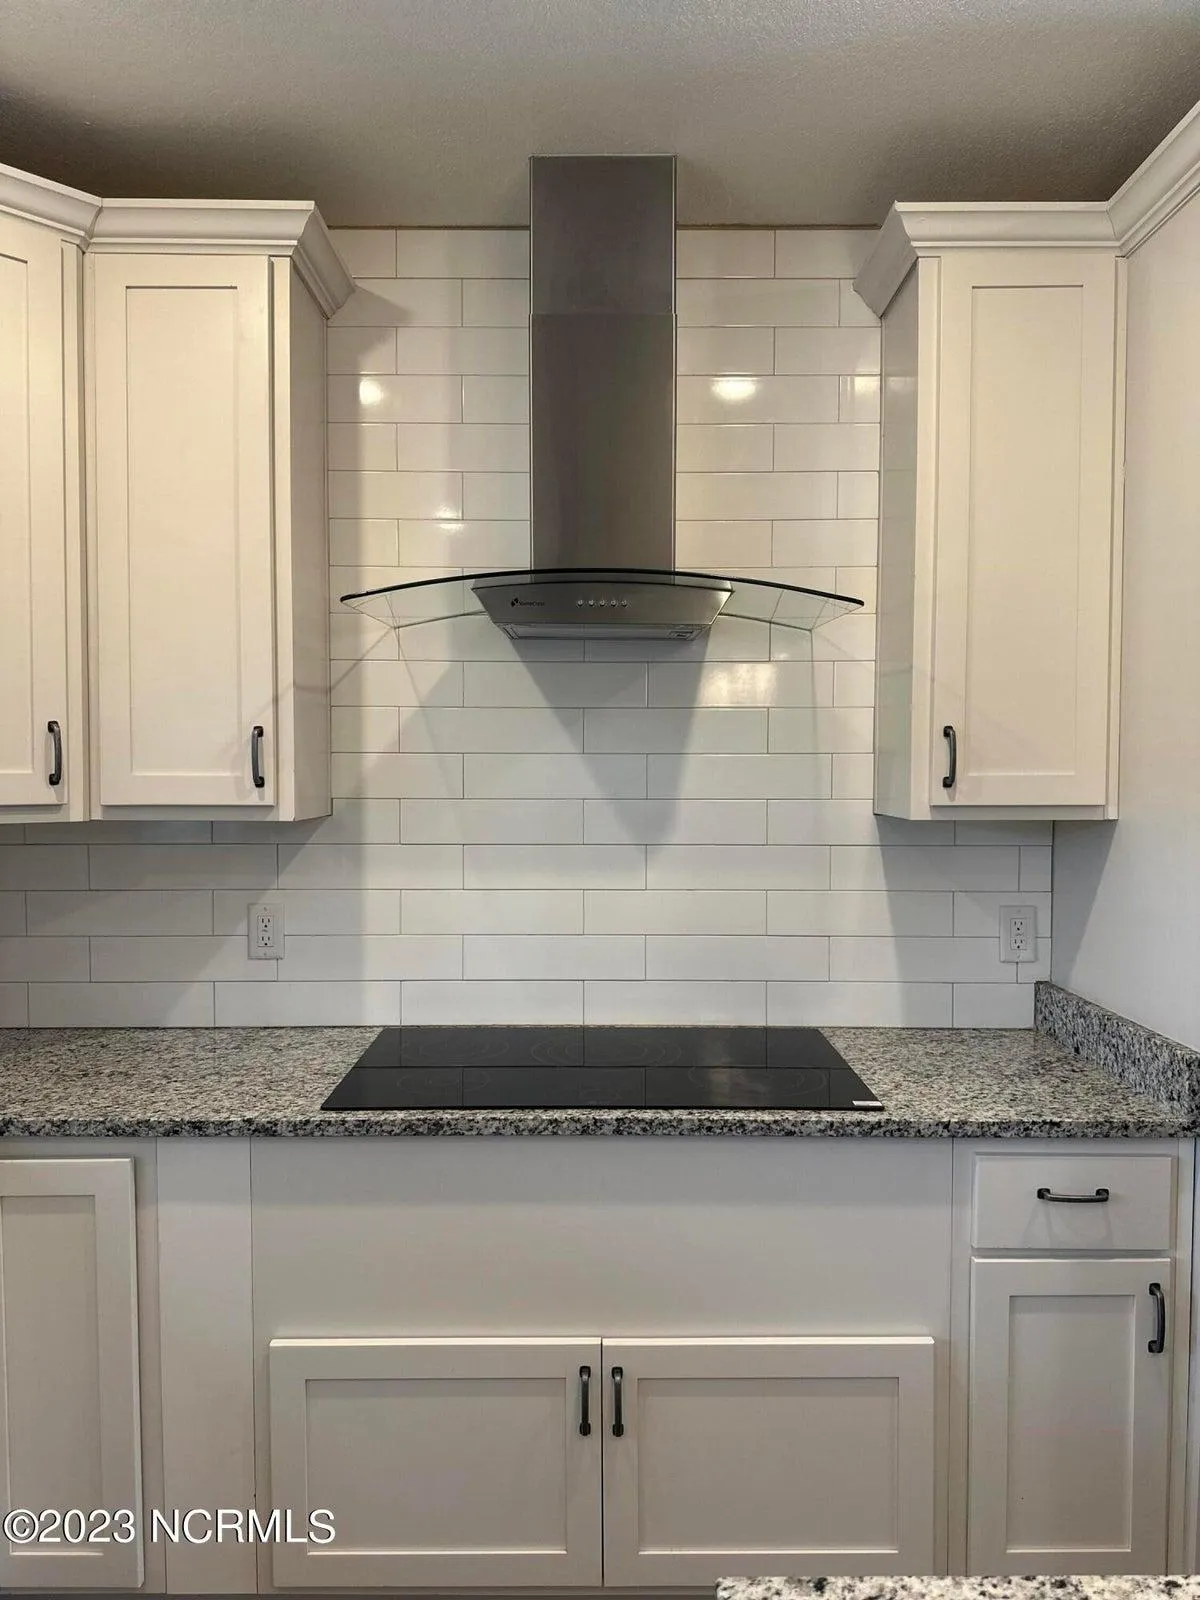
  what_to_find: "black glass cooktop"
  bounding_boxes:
[321,1026,883,1111]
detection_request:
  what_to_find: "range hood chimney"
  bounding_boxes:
[340,157,862,641]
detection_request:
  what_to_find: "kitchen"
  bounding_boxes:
[2,2,1200,1596]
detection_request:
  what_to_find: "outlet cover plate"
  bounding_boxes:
[249,901,284,960]
[1000,904,1038,964]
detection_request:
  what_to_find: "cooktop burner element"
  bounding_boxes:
[320,1027,883,1112]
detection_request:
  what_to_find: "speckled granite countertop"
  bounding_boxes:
[0,1022,1188,1138]
[716,1580,1200,1600]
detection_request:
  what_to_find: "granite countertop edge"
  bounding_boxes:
[715,1579,1200,1600]
[0,1001,1195,1140]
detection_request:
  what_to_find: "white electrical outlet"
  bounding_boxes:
[1000,904,1038,964]
[249,901,284,960]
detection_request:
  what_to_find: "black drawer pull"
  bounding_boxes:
[942,724,957,789]
[611,1365,625,1437]
[47,719,63,787]
[250,724,266,789]
[1036,1186,1110,1204]
[578,1365,591,1436]
[1149,1283,1166,1355]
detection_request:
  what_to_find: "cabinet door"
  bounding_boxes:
[0,1159,142,1589]
[90,253,276,806]
[601,1336,936,1587]
[267,1336,603,1588]
[931,250,1117,807]
[0,214,72,811]
[968,1256,1171,1574]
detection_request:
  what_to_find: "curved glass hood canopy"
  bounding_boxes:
[340,155,864,642]
[341,568,863,641]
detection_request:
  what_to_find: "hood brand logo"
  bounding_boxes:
[510,595,546,608]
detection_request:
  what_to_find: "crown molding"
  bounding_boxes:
[1109,98,1200,254]
[854,201,1117,315]
[0,161,100,241]
[89,199,354,314]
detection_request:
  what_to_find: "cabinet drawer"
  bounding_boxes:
[972,1154,1174,1251]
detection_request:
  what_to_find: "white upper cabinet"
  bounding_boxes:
[0,170,98,821]
[858,211,1124,820]
[85,205,352,818]
[89,254,276,807]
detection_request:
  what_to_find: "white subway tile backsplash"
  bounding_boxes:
[585,980,766,1026]
[0,937,90,982]
[278,842,461,889]
[646,935,828,982]
[584,708,767,754]
[403,981,581,1025]
[829,936,1012,984]
[279,935,462,981]
[584,799,767,846]
[677,327,775,375]
[465,754,647,800]
[676,230,775,277]
[645,845,828,891]
[327,326,396,375]
[676,425,774,472]
[89,935,273,983]
[0,984,28,1025]
[677,472,837,520]
[0,847,89,890]
[464,936,643,981]
[678,279,838,327]
[404,889,583,935]
[674,521,774,568]
[464,661,647,707]
[394,327,528,374]
[329,228,397,278]
[214,888,402,936]
[585,890,766,935]
[774,424,879,472]
[952,984,1037,1027]
[677,376,838,425]
[773,230,876,279]
[89,845,277,892]
[27,890,214,936]
[402,799,583,845]
[332,278,462,327]
[775,326,880,376]
[30,982,216,1027]
[329,470,463,520]
[462,472,530,519]
[0,228,1045,1029]
[649,754,830,800]
[393,229,528,278]
[330,374,463,424]
[216,982,400,1026]
[462,375,529,424]
[394,424,528,472]
[768,891,953,936]
[768,981,953,1026]
[464,844,645,889]
[463,279,530,326]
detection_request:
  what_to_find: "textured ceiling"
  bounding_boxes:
[2,0,1199,225]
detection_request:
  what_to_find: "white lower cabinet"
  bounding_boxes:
[0,1159,142,1590]
[968,1256,1172,1574]
[267,1336,605,1589]
[600,1336,936,1586]
[266,1332,935,1590]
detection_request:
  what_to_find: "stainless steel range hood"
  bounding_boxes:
[342,156,862,641]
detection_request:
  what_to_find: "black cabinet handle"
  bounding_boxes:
[942,724,957,789]
[250,725,266,789]
[1149,1282,1166,1355]
[47,720,63,787]
[611,1365,625,1437]
[578,1365,591,1437]
[1036,1186,1111,1204]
